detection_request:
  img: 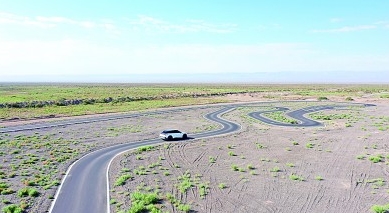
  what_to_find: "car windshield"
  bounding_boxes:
[162,130,180,133]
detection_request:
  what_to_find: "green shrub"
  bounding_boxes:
[28,188,39,197]
[247,164,255,170]
[2,204,23,213]
[317,97,328,101]
[228,151,236,156]
[371,203,389,213]
[218,183,226,189]
[231,164,239,171]
[369,155,383,163]
[289,174,304,181]
[129,191,160,213]
[114,174,132,186]
[305,143,314,149]
[209,156,216,163]
[17,187,38,197]
[136,145,155,154]
[17,188,29,197]
[177,204,191,212]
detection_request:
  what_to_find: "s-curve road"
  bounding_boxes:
[248,104,374,127]
[49,107,240,213]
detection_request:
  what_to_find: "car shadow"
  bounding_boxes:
[165,137,195,141]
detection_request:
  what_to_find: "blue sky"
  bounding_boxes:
[0,1,388,82]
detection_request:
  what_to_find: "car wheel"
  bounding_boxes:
[182,134,187,139]
[168,135,173,140]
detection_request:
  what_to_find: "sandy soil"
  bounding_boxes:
[109,99,389,213]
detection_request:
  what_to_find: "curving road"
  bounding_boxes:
[0,102,374,213]
[248,105,349,127]
[49,107,240,213]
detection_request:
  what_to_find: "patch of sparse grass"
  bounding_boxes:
[286,163,295,167]
[166,193,191,212]
[17,187,39,197]
[371,203,389,213]
[2,204,23,213]
[270,166,281,172]
[177,171,193,193]
[247,164,255,170]
[231,164,239,171]
[367,178,385,188]
[356,155,365,160]
[263,111,298,124]
[228,151,236,156]
[305,143,314,149]
[255,142,266,149]
[317,96,328,101]
[289,174,304,181]
[209,156,216,163]
[369,155,384,163]
[129,191,160,213]
[135,145,155,154]
[218,183,226,189]
[114,174,133,186]
[198,182,209,198]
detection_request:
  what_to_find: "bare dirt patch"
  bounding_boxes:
[109,101,389,213]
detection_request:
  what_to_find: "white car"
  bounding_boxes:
[159,129,188,140]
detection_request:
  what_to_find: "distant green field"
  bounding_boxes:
[0,83,388,120]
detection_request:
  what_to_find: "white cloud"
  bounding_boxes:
[127,15,237,33]
[312,25,376,33]
[312,20,389,33]
[0,12,118,32]
[0,12,55,28]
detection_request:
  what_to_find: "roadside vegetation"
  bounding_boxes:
[262,111,298,124]
[1,83,389,120]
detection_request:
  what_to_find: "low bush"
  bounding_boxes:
[2,204,23,213]
[371,203,389,213]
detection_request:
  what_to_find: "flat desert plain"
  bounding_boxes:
[108,99,389,213]
[1,93,389,213]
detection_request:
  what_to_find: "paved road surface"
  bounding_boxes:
[49,107,240,213]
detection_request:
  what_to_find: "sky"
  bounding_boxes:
[0,1,388,83]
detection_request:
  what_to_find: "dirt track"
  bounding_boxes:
[109,101,389,213]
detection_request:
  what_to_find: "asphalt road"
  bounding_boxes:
[248,105,345,127]
[49,106,240,213]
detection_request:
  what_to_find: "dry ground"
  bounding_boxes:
[109,99,389,213]
[0,107,218,212]
[1,93,388,213]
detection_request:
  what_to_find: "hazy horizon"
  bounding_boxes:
[1,71,388,84]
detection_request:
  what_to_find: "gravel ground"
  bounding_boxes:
[1,94,388,213]
[108,100,389,213]
[0,107,218,213]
